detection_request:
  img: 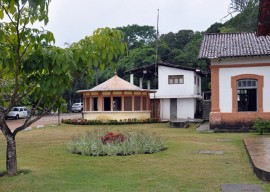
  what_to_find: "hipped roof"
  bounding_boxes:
[77,75,153,93]
[198,32,270,59]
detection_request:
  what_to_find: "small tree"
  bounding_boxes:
[0,0,126,176]
[253,118,270,135]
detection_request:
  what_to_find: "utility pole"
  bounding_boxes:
[153,9,159,119]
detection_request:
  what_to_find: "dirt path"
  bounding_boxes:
[7,113,82,131]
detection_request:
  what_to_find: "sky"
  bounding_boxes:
[44,0,233,47]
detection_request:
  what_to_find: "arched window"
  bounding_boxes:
[237,79,257,111]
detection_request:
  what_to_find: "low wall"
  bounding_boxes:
[82,111,151,122]
[210,112,270,132]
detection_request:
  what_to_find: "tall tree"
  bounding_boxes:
[221,0,259,32]
[0,0,126,176]
[116,24,156,49]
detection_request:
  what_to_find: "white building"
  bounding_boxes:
[199,32,270,131]
[129,62,203,120]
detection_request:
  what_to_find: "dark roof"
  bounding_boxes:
[257,0,270,36]
[128,62,206,77]
[198,32,270,59]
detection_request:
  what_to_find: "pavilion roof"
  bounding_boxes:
[77,75,152,93]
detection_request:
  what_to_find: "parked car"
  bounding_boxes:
[71,103,83,113]
[6,106,28,119]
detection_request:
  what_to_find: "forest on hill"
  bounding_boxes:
[69,0,259,102]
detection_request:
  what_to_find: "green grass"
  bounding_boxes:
[0,123,269,192]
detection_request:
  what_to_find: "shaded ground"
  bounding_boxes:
[6,113,81,131]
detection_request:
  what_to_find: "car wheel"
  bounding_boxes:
[15,114,19,120]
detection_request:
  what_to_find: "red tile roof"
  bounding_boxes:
[198,32,270,59]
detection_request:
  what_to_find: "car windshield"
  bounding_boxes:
[73,103,81,107]
[12,107,19,111]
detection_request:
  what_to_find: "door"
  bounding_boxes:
[170,99,177,119]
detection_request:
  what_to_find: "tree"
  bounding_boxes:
[116,24,156,49]
[221,0,259,32]
[205,23,224,33]
[0,0,126,176]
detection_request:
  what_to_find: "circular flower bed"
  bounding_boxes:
[67,128,167,156]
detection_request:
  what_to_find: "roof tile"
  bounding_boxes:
[198,32,270,59]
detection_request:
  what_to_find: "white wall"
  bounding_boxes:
[160,99,170,120]
[160,98,196,120]
[154,66,199,98]
[219,66,270,112]
[177,98,195,119]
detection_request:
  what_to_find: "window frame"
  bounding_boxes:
[168,75,184,84]
[237,79,257,112]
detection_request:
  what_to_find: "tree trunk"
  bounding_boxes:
[6,134,17,176]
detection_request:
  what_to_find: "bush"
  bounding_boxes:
[253,118,270,135]
[67,128,167,156]
[62,118,160,125]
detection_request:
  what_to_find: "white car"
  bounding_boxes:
[7,106,28,119]
[71,103,83,113]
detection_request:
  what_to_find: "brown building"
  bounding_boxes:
[257,0,270,36]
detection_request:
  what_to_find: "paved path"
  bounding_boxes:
[244,137,270,181]
[6,113,81,131]
[196,122,211,132]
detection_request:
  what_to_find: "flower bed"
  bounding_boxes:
[62,118,160,125]
[67,128,167,156]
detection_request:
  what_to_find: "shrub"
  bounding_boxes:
[253,118,270,135]
[67,128,167,156]
[62,118,160,125]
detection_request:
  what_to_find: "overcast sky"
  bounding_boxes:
[44,0,232,47]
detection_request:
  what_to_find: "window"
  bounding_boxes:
[237,79,257,112]
[92,98,98,111]
[134,96,141,111]
[124,97,132,111]
[168,75,184,84]
[142,97,147,110]
[103,97,111,111]
[113,97,121,111]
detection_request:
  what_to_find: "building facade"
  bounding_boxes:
[199,33,270,131]
[129,62,203,120]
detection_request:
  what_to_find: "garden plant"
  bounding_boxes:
[67,128,167,156]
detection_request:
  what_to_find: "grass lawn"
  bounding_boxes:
[0,123,269,192]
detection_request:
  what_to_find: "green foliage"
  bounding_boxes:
[205,23,224,33]
[67,27,126,89]
[252,118,270,135]
[116,24,156,49]
[0,0,60,112]
[0,0,127,176]
[221,0,259,32]
[67,128,167,156]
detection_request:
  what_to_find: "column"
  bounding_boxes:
[132,93,135,111]
[147,80,151,89]
[110,95,113,111]
[98,93,102,111]
[121,95,124,111]
[210,66,220,112]
[130,73,134,84]
[139,78,143,88]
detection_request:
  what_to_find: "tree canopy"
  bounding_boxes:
[0,0,126,176]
